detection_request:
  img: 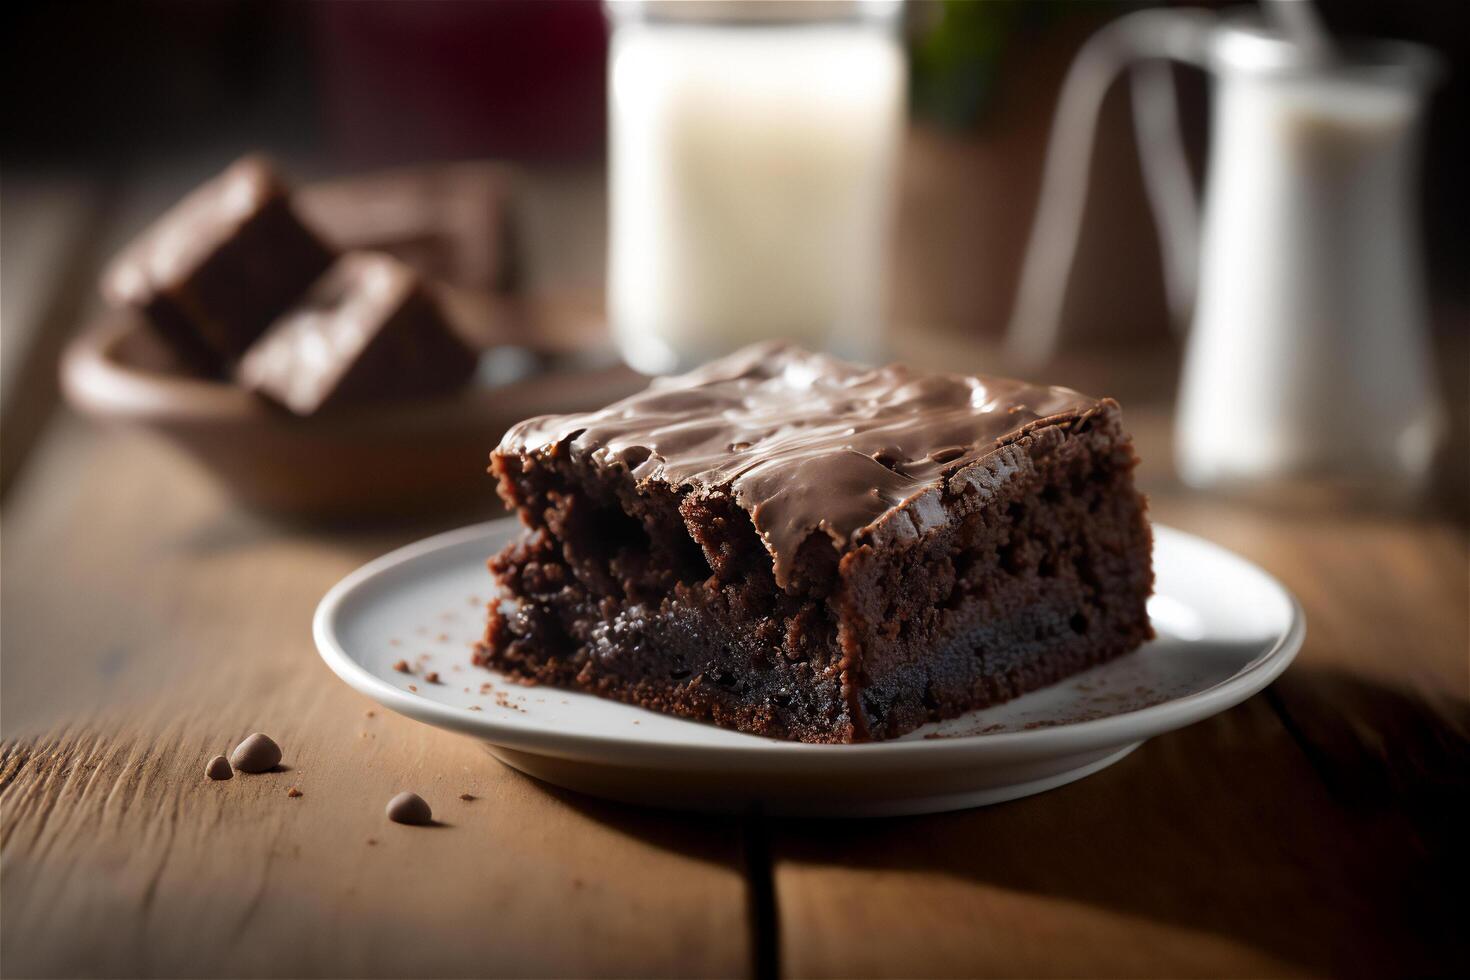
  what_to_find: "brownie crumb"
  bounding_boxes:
[459,793,476,802]
[425,671,441,684]
[408,684,418,692]
[365,710,376,718]
[493,691,526,713]
[366,838,378,846]
[287,787,303,798]
[468,705,482,711]
[392,660,411,673]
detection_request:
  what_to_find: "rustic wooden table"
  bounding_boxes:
[2,167,1466,978]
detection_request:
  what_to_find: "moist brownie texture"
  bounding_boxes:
[477,343,1153,743]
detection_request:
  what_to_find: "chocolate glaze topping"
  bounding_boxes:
[499,342,1101,586]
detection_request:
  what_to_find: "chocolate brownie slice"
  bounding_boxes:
[477,343,1153,743]
[101,155,334,374]
[236,251,479,415]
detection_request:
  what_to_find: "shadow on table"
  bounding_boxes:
[536,670,1468,978]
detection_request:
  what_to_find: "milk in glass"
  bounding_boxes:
[607,2,904,374]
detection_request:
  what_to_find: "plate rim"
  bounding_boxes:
[313,518,1305,768]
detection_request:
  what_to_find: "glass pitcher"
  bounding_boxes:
[1008,8,1445,505]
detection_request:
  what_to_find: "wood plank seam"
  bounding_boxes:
[742,814,780,980]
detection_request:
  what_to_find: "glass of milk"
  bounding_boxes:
[606,0,906,374]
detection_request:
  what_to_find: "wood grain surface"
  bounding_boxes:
[1,422,752,979]
[2,163,1466,978]
[3,408,1465,978]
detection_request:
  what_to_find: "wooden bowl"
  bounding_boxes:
[61,310,644,520]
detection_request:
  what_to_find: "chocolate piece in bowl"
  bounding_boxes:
[236,251,479,416]
[478,343,1154,743]
[101,155,334,374]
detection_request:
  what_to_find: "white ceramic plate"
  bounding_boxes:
[315,519,1303,817]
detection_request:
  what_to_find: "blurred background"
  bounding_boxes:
[3,6,1468,975]
[2,0,1467,516]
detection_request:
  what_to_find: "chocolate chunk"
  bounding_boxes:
[230,732,282,773]
[205,755,233,781]
[235,251,478,416]
[101,155,334,375]
[386,792,433,825]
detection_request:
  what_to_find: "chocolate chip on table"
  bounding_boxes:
[386,792,433,825]
[230,733,282,773]
[205,756,233,781]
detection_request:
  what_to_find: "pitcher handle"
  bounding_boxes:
[1006,8,1216,368]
